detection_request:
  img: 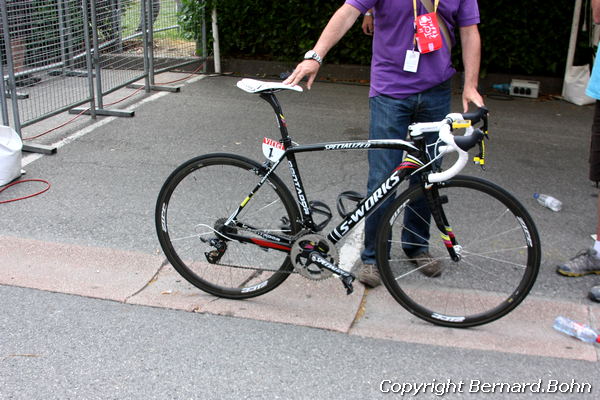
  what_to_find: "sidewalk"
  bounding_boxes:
[1,74,599,363]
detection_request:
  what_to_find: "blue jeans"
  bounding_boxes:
[361,80,451,265]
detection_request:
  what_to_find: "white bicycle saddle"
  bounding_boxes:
[236,78,303,94]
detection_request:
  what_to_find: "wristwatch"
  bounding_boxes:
[304,50,323,65]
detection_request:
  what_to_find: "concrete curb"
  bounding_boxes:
[1,234,597,362]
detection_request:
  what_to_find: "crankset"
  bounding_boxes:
[290,233,355,294]
[290,234,337,280]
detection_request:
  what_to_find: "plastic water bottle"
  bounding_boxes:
[553,316,600,343]
[533,193,562,212]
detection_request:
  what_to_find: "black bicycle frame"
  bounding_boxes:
[222,91,433,252]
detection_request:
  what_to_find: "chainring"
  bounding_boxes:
[290,233,338,280]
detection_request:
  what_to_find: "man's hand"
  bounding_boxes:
[462,85,484,113]
[362,13,374,36]
[283,60,321,90]
[282,4,361,90]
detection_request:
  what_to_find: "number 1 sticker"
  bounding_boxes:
[262,137,285,161]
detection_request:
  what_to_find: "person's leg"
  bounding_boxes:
[597,194,600,247]
[401,80,452,258]
[557,100,600,287]
[361,94,415,265]
[590,189,600,302]
[7,2,39,87]
[137,0,160,30]
[589,100,600,257]
[152,0,161,25]
[358,94,415,287]
[10,38,26,73]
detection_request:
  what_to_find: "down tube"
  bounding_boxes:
[327,166,413,244]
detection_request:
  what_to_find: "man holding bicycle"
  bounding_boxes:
[284,0,484,287]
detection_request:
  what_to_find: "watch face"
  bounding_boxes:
[304,50,321,63]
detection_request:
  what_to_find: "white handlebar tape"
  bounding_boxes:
[426,123,469,183]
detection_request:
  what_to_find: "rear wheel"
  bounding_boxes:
[376,175,540,327]
[156,153,300,299]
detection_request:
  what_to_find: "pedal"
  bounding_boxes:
[336,191,365,218]
[309,200,332,232]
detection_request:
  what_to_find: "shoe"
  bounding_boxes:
[410,251,442,277]
[590,286,600,302]
[556,248,600,277]
[357,263,381,288]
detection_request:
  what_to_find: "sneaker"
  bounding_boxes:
[556,248,600,277]
[357,263,381,288]
[590,286,600,302]
[411,251,442,277]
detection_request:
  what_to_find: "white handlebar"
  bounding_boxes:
[408,113,476,184]
[426,123,469,183]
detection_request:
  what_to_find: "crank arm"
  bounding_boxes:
[308,252,356,294]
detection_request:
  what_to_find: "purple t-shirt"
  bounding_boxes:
[345,0,480,98]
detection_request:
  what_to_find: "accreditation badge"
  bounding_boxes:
[415,12,443,53]
[403,50,420,73]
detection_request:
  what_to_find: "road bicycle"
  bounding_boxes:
[155,78,540,328]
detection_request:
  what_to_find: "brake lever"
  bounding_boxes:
[472,128,487,171]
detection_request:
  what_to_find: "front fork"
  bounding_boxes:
[423,182,461,262]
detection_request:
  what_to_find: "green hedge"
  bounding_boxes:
[182,0,579,77]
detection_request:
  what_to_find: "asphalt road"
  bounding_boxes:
[0,285,598,399]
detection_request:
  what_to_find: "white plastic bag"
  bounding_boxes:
[562,65,595,106]
[0,125,23,186]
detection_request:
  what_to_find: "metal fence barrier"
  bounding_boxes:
[0,0,205,154]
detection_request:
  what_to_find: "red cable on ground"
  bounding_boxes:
[24,108,90,141]
[0,179,51,204]
[103,86,145,107]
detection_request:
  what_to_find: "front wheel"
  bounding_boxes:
[155,153,301,299]
[376,175,540,327]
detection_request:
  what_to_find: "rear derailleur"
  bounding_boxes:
[201,218,234,264]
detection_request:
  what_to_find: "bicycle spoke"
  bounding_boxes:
[156,155,299,298]
[462,250,528,269]
[242,199,282,219]
[462,225,522,249]
[377,176,539,327]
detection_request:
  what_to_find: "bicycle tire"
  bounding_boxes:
[376,175,540,328]
[156,153,301,299]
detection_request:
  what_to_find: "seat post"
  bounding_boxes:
[260,92,291,143]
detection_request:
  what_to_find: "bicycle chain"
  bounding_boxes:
[209,262,299,275]
[202,228,306,276]
[205,230,337,280]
